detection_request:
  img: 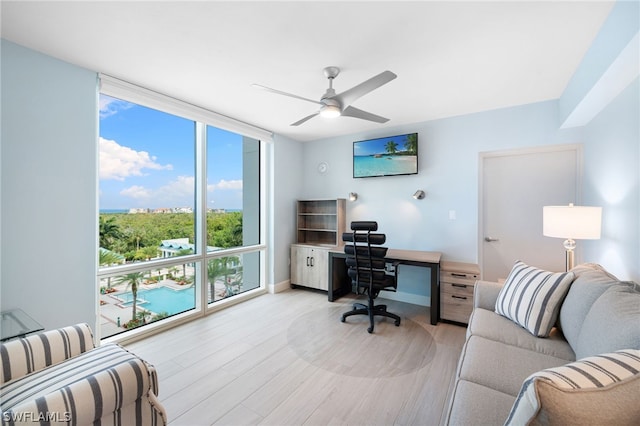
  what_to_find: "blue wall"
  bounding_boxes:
[1,40,98,330]
[293,3,640,303]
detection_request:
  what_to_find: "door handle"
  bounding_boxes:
[484,237,499,242]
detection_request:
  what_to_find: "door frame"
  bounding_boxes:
[478,143,584,280]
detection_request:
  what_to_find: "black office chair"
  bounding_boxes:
[340,221,401,333]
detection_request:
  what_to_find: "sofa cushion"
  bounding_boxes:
[446,380,516,426]
[505,350,640,426]
[558,263,620,350]
[495,261,574,337]
[468,308,575,361]
[575,282,640,360]
[457,335,569,397]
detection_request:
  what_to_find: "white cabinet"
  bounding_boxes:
[290,245,329,290]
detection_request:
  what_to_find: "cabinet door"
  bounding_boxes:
[290,246,309,285]
[309,248,328,290]
[290,246,329,290]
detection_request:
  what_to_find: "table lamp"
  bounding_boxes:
[543,203,602,271]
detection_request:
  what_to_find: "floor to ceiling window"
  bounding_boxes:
[97,76,269,340]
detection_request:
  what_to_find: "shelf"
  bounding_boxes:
[296,199,345,246]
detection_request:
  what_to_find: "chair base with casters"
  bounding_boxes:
[340,221,401,333]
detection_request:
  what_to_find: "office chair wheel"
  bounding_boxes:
[340,316,346,323]
[395,319,400,326]
[367,326,374,334]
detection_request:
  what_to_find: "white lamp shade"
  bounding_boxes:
[543,205,602,239]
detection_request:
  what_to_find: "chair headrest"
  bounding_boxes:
[350,221,378,231]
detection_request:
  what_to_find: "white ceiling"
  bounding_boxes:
[1,1,614,142]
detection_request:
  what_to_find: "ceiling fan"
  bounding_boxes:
[252,67,397,126]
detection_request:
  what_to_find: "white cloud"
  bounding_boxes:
[119,177,243,208]
[100,95,134,119]
[212,179,243,190]
[100,137,172,181]
[158,175,195,199]
[120,185,152,200]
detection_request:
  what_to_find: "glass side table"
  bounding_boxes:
[0,309,44,342]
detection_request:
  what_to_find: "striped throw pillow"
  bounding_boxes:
[495,261,574,337]
[506,350,640,425]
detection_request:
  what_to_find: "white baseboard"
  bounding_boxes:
[269,279,291,294]
[378,291,430,307]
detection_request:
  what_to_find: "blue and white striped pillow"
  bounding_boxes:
[506,349,640,425]
[495,261,574,337]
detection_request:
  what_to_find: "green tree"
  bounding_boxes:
[207,257,236,301]
[175,248,194,277]
[385,141,398,154]
[404,133,417,155]
[99,216,122,249]
[99,248,124,289]
[114,271,145,320]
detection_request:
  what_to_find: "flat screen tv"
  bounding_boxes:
[353,132,418,178]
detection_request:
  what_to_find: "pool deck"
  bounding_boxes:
[99,279,228,338]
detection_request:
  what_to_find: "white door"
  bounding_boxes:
[480,145,581,282]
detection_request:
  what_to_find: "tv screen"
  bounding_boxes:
[353,132,418,178]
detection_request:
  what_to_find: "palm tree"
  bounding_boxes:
[404,133,418,155]
[207,257,234,302]
[99,216,122,249]
[385,141,398,154]
[175,248,194,278]
[114,271,145,320]
[99,248,125,289]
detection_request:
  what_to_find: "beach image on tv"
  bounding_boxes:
[353,133,418,178]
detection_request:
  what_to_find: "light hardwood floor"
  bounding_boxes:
[126,289,466,426]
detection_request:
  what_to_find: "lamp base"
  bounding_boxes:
[563,238,576,271]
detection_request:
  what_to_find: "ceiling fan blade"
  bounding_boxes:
[291,111,320,126]
[333,70,397,107]
[252,84,323,105]
[341,106,390,123]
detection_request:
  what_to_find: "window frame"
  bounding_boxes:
[98,76,271,343]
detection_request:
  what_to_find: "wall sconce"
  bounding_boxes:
[349,192,358,202]
[413,190,425,200]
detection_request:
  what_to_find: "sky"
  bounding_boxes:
[99,95,245,211]
[353,133,415,157]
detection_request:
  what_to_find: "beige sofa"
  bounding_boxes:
[0,323,167,425]
[444,263,640,425]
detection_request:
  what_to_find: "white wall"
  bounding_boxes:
[1,40,98,330]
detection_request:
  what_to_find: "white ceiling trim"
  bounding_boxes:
[100,74,274,142]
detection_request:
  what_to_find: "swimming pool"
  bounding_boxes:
[120,286,195,315]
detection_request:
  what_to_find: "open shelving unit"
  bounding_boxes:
[296,199,346,246]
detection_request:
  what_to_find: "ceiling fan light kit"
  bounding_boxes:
[254,66,397,126]
[320,104,341,118]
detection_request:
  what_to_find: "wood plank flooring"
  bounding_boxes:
[126,289,466,426]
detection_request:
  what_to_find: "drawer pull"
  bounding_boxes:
[452,295,468,300]
[451,273,468,278]
[452,283,468,288]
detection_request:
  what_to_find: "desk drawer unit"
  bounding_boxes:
[440,261,480,325]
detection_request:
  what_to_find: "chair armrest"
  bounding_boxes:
[0,323,94,383]
[4,355,166,425]
[473,280,504,310]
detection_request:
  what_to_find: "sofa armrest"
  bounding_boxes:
[0,323,95,384]
[474,280,504,310]
[3,353,167,425]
